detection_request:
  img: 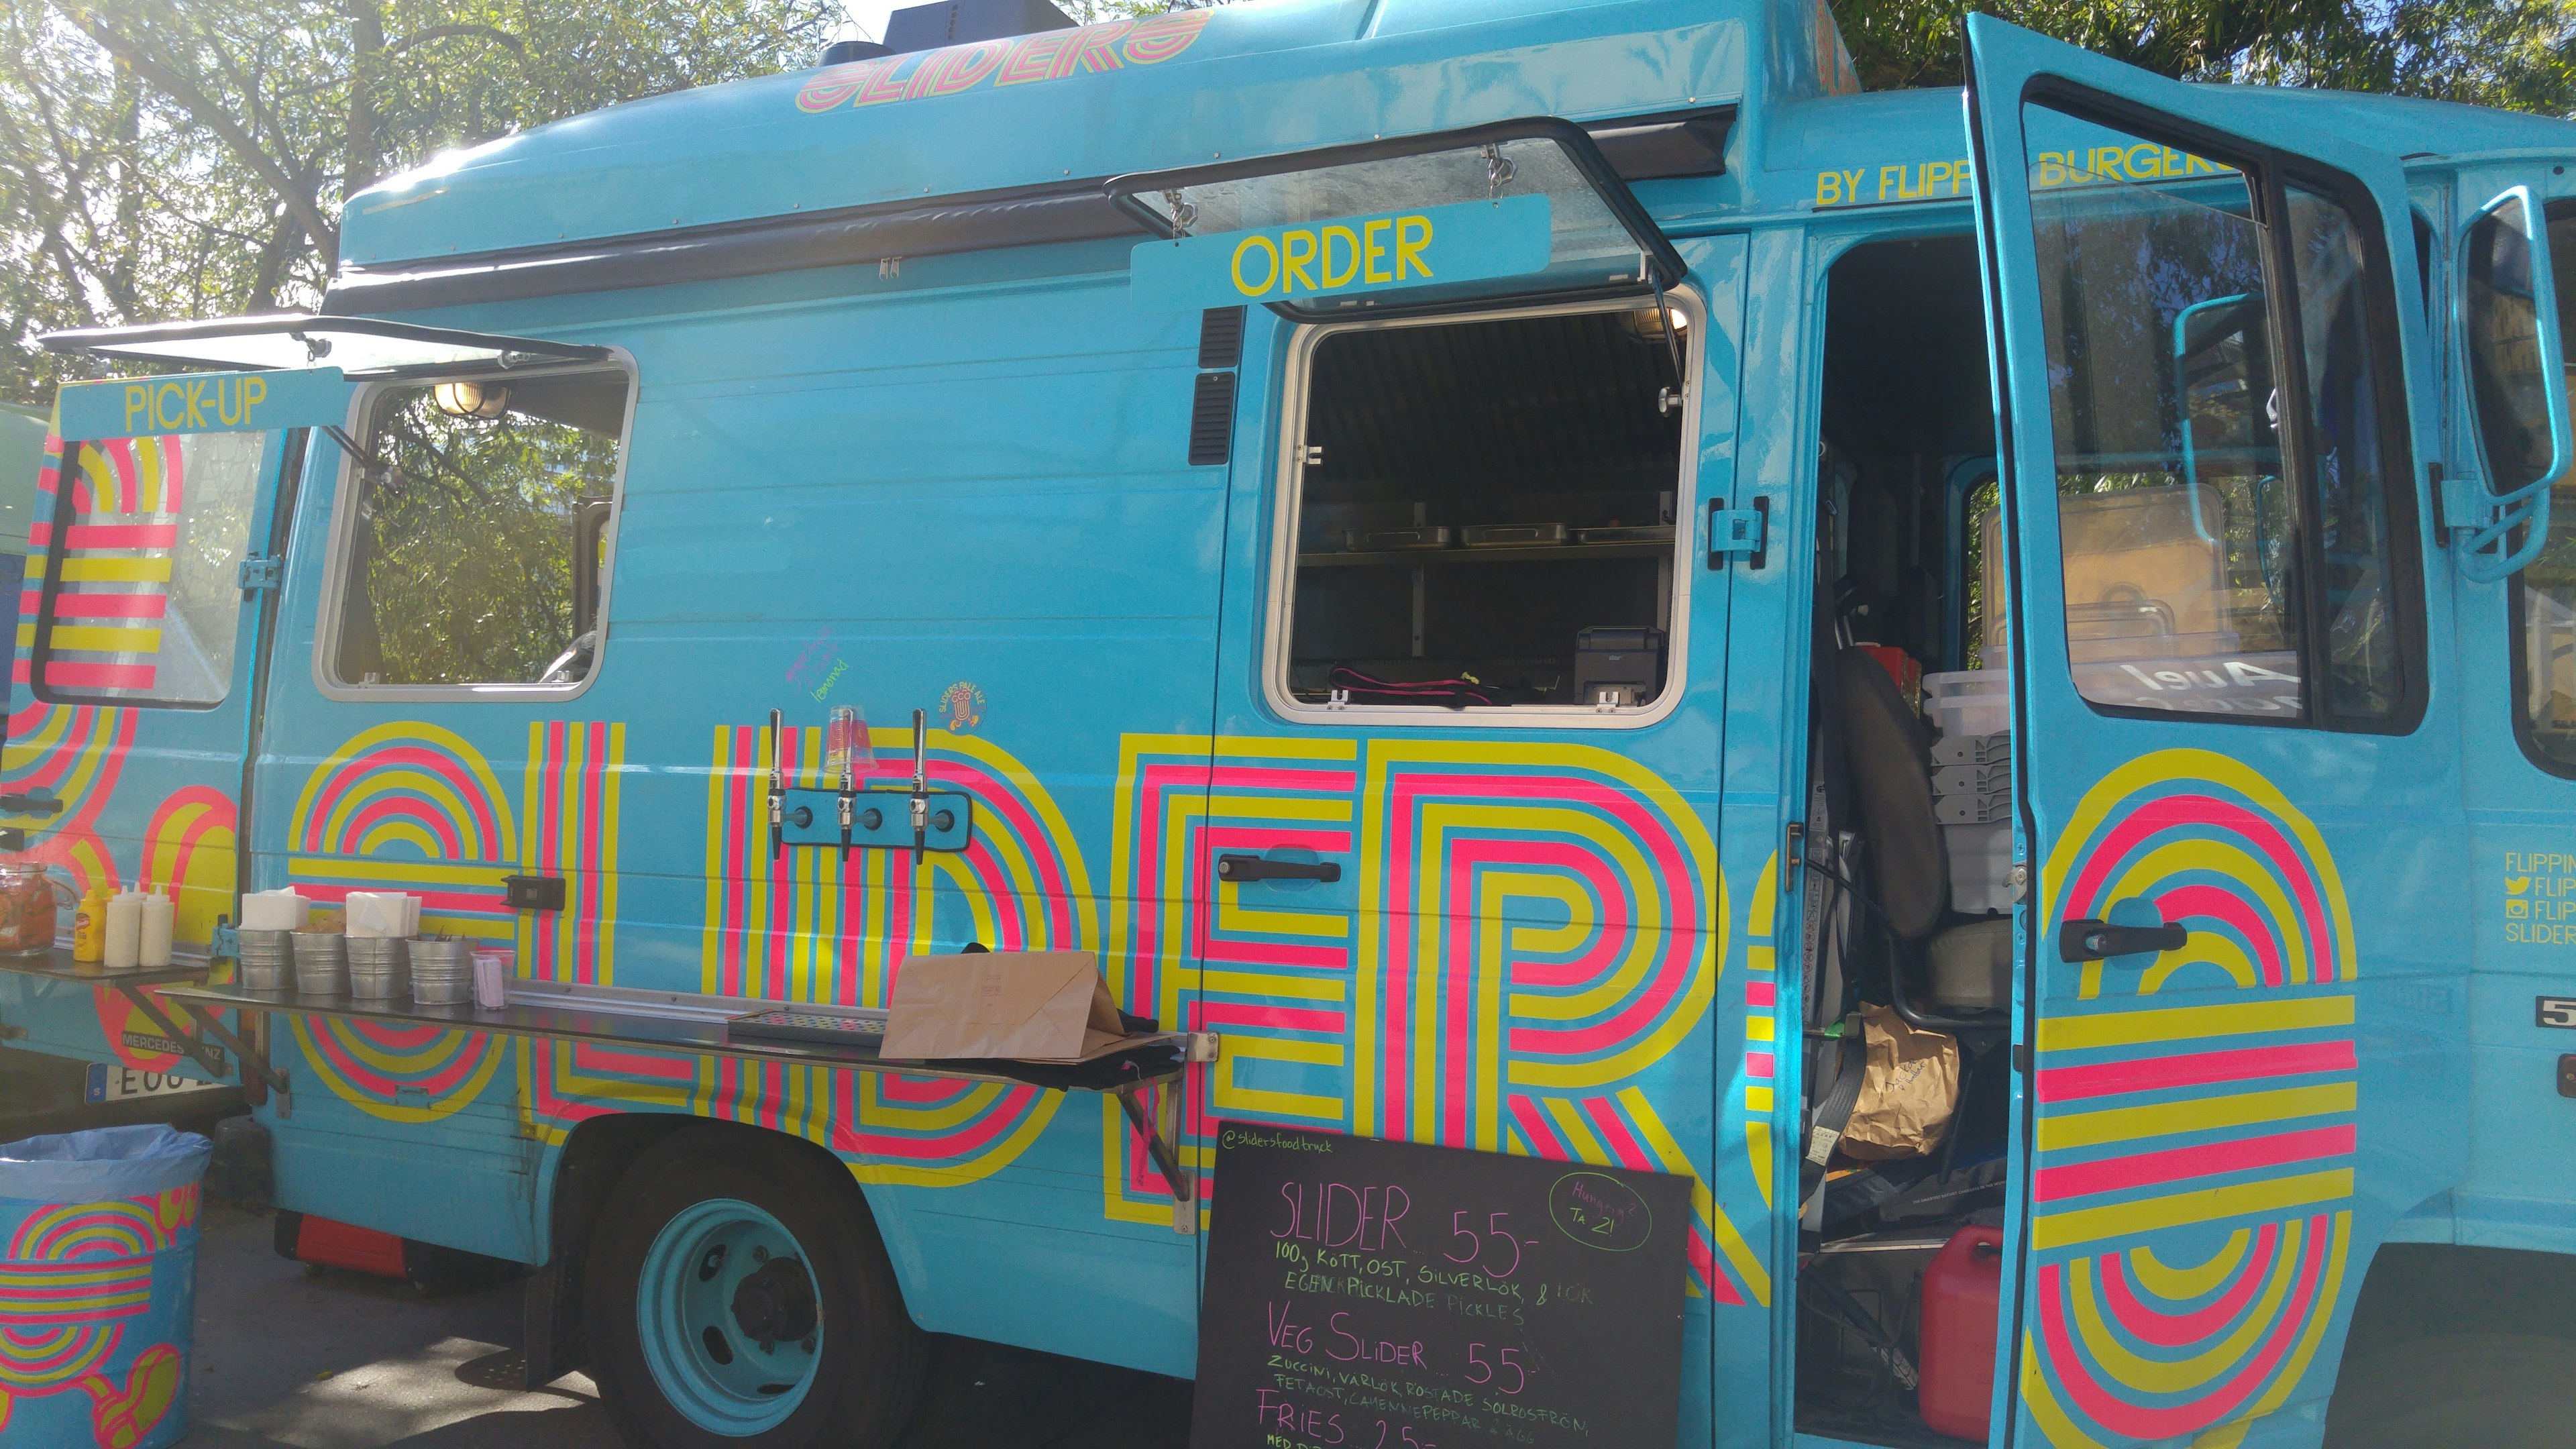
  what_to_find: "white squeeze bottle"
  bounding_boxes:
[103,892,143,971]
[139,890,174,969]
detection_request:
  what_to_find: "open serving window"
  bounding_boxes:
[43,313,629,700]
[1110,118,1688,317]
[1110,124,1703,720]
[44,313,608,378]
[1268,294,1696,719]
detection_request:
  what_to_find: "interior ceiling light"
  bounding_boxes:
[431,380,511,420]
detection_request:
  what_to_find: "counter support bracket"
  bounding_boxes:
[117,981,290,1108]
[112,980,227,1083]
[1120,1030,1219,1234]
[1117,1081,1197,1235]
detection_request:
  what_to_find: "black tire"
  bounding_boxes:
[585,1126,927,1448]
[2324,1334,2575,1449]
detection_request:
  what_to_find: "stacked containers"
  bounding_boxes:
[1923,669,2012,913]
[289,932,347,996]
[345,937,410,999]
[409,938,474,1004]
[233,930,292,991]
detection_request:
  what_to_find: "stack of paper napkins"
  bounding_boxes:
[344,892,421,938]
[240,889,310,932]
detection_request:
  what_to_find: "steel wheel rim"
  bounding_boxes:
[635,1197,822,1434]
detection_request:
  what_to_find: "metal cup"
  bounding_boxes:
[235,929,292,991]
[347,936,407,966]
[409,937,473,1004]
[347,936,409,999]
[291,931,347,996]
[411,971,472,1004]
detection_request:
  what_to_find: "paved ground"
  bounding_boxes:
[178,1201,1193,1448]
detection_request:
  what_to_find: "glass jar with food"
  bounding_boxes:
[0,862,72,957]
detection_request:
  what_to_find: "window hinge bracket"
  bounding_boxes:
[2440,474,2497,533]
[1707,497,1768,569]
[237,555,283,593]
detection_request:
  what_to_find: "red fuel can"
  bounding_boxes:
[1918,1223,2005,1440]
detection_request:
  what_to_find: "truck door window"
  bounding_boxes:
[327,368,629,692]
[2499,205,2576,771]
[2023,109,2419,727]
[34,430,268,705]
[1270,301,1689,718]
[2286,184,2411,722]
[2469,195,2562,493]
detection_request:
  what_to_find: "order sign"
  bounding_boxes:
[1131,196,1553,311]
[1189,1123,1689,1449]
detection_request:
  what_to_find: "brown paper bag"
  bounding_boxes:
[1837,1002,1961,1161]
[879,950,1132,1063]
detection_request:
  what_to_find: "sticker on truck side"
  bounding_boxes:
[2539,996,2576,1029]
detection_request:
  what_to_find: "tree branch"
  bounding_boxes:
[52,1,340,267]
[338,0,384,213]
[388,23,523,56]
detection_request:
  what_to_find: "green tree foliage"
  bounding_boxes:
[339,383,621,686]
[1835,0,2576,106]
[1062,0,1215,18]
[0,0,839,406]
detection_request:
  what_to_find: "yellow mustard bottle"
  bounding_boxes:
[72,885,111,962]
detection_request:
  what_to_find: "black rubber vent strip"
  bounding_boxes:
[1189,372,1238,466]
[1197,307,1246,370]
[325,184,1139,313]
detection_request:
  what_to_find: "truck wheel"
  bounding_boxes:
[2324,1334,2573,1448]
[585,1128,925,1448]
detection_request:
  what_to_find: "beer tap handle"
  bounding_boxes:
[910,708,929,864]
[767,709,785,862]
[836,716,856,863]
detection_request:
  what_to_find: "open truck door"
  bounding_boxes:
[25,316,605,1081]
[1,366,353,1086]
[1964,15,2470,1446]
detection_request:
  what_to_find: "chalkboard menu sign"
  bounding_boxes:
[1190,1123,1691,1449]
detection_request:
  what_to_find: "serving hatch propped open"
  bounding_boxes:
[1109,117,1689,319]
[42,313,609,380]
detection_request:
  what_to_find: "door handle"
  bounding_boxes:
[1216,854,1342,884]
[2059,918,2187,963]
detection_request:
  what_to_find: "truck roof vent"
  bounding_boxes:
[882,0,1075,56]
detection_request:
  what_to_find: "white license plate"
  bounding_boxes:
[84,1063,225,1103]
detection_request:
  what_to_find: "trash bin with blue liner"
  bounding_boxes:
[0,1124,211,1449]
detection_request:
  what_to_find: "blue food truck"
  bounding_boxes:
[3,0,2573,1444]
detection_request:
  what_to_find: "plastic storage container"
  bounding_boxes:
[1917,1222,2005,1441]
[1923,667,2009,739]
[1947,821,2015,913]
[0,1124,213,1449]
[1924,670,2012,913]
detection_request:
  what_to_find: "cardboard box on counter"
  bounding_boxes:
[879,950,1134,1064]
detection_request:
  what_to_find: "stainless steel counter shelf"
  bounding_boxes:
[155,975,1214,1229]
[0,947,227,1081]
